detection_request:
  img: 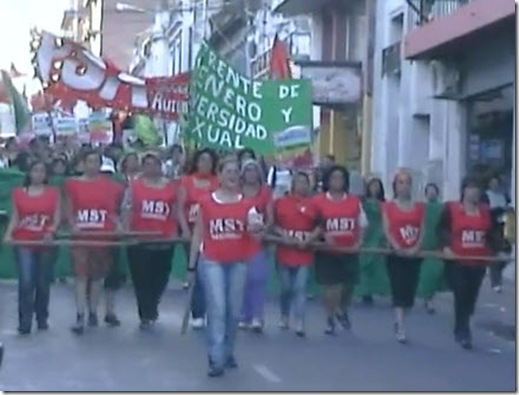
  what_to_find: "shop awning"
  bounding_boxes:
[272,0,331,16]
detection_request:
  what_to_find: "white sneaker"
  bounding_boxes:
[191,318,205,329]
[238,321,248,330]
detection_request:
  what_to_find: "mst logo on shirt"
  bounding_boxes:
[461,229,486,248]
[18,214,51,231]
[325,217,356,234]
[399,225,420,245]
[281,229,311,241]
[76,209,108,228]
[209,218,246,240]
[141,200,170,221]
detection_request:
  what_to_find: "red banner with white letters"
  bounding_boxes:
[31,30,189,118]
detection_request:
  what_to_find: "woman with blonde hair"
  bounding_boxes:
[382,169,425,343]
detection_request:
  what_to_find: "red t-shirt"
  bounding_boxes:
[64,176,123,232]
[383,201,425,249]
[180,174,218,229]
[447,201,491,265]
[307,192,362,248]
[129,178,178,238]
[199,193,253,263]
[245,185,272,254]
[11,187,59,241]
[274,194,315,266]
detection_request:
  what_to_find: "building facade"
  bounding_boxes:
[371,0,515,200]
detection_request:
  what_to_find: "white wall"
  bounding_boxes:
[371,0,467,200]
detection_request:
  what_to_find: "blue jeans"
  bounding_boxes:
[191,269,206,319]
[277,264,309,325]
[15,247,54,330]
[241,249,269,322]
[198,258,247,370]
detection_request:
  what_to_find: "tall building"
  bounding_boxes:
[371,0,514,199]
[61,0,155,69]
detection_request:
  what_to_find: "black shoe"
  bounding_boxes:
[71,314,84,335]
[88,313,98,327]
[17,326,31,336]
[324,316,336,335]
[295,330,306,338]
[225,356,238,369]
[336,312,352,331]
[362,295,374,306]
[139,319,152,330]
[104,314,121,327]
[460,337,473,350]
[37,321,49,331]
[208,366,225,377]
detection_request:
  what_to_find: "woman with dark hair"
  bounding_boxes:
[119,152,140,181]
[382,169,425,343]
[305,165,367,334]
[273,171,319,336]
[178,148,219,329]
[418,182,444,314]
[357,176,387,306]
[238,159,273,332]
[4,161,60,335]
[124,152,187,329]
[237,148,256,166]
[425,183,440,203]
[187,157,259,377]
[438,177,502,350]
[51,157,69,177]
[64,149,124,335]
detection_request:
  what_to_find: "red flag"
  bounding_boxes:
[269,34,292,79]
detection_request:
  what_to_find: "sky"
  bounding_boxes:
[0,0,69,92]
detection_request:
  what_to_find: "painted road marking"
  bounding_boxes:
[253,364,282,383]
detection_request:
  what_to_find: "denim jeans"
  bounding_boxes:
[191,269,206,319]
[241,249,269,323]
[15,247,54,330]
[277,264,309,325]
[198,258,247,370]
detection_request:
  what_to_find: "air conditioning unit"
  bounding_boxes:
[431,60,461,99]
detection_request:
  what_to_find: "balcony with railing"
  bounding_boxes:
[408,0,471,25]
[404,0,515,60]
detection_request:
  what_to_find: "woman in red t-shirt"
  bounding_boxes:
[64,149,124,335]
[239,159,273,332]
[308,165,368,335]
[438,177,499,350]
[187,157,259,377]
[123,152,187,329]
[4,161,60,335]
[273,171,319,337]
[382,169,425,344]
[178,148,218,329]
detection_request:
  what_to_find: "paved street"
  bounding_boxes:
[0,278,515,391]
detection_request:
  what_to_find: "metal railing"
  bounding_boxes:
[408,0,471,25]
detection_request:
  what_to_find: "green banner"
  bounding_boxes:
[188,42,312,156]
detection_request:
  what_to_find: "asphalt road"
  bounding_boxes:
[0,279,515,391]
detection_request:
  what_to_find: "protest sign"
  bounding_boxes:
[188,42,312,159]
[261,81,313,168]
[88,111,113,145]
